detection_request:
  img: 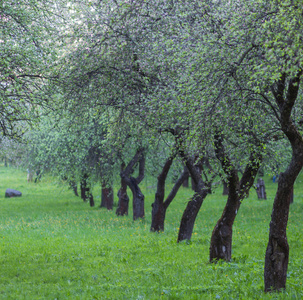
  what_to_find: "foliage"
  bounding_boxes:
[2,0,303,294]
[0,0,67,138]
[0,137,24,167]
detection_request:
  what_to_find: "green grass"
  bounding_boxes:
[0,166,302,299]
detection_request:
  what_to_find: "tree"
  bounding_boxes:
[39,0,302,292]
[0,0,65,138]
[263,72,303,292]
[80,172,95,207]
[0,137,24,167]
[209,133,262,262]
[118,147,145,220]
[174,129,214,242]
[26,108,116,210]
[150,152,188,232]
[204,0,303,291]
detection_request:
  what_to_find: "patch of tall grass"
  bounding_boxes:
[0,166,302,299]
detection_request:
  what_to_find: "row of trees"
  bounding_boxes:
[1,0,302,293]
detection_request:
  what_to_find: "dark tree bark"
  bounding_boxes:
[88,193,95,207]
[152,156,173,231]
[289,186,294,204]
[209,134,261,262]
[124,176,145,220]
[182,166,189,187]
[151,155,189,232]
[118,148,145,220]
[178,190,209,241]
[177,154,211,242]
[116,163,129,216]
[80,173,94,206]
[264,72,303,292]
[202,156,212,170]
[100,182,114,210]
[69,180,78,197]
[222,181,229,195]
[126,149,145,220]
[191,177,195,191]
[190,163,202,191]
[80,173,89,202]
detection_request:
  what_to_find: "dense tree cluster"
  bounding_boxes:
[1,0,302,293]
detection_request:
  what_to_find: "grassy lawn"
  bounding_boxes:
[0,166,302,299]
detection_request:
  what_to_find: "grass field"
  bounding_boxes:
[0,166,302,299]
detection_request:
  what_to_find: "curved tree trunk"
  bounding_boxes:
[182,166,189,188]
[151,200,166,232]
[116,164,129,216]
[169,129,212,242]
[80,173,89,202]
[177,191,208,241]
[69,180,78,197]
[177,154,211,242]
[222,181,229,195]
[151,155,188,232]
[264,160,302,292]
[118,148,145,220]
[210,177,239,262]
[210,134,261,262]
[151,156,173,232]
[131,151,145,220]
[88,193,95,207]
[264,176,292,292]
[289,186,294,204]
[80,173,94,206]
[127,177,144,220]
[101,183,113,210]
[264,72,303,292]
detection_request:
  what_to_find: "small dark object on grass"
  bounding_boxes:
[5,189,22,198]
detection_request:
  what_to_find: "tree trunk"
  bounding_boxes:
[182,167,189,188]
[80,173,94,206]
[127,177,144,220]
[170,130,212,242]
[116,168,129,216]
[289,186,294,204]
[69,180,78,197]
[210,134,261,262]
[177,191,208,241]
[88,193,95,207]
[101,182,113,210]
[177,153,211,242]
[151,155,188,232]
[80,174,89,202]
[119,148,145,220]
[151,156,173,232]
[222,181,229,195]
[264,72,303,292]
[191,176,196,191]
[210,178,239,262]
[264,176,292,292]
[256,178,267,199]
[34,169,42,183]
[151,199,166,232]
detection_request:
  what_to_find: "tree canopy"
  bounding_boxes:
[2,0,303,293]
